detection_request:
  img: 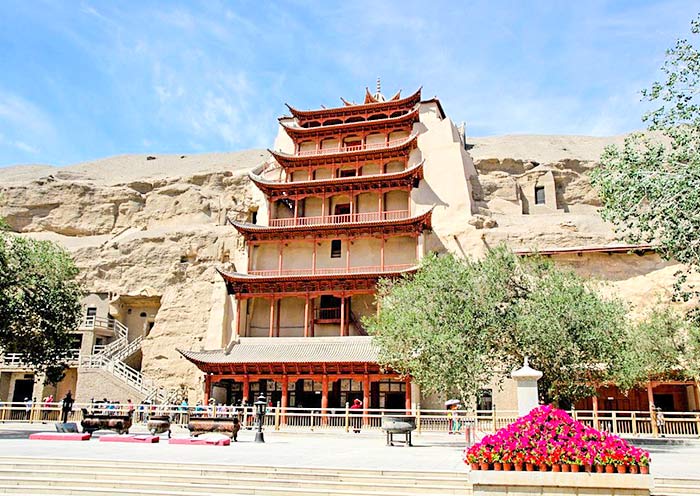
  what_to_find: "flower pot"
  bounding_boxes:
[503,463,513,471]
[514,462,524,471]
[525,463,535,472]
[551,464,561,472]
[480,462,490,471]
[605,465,615,474]
[617,465,628,474]
[470,462,479,470]
[595,465,605,473]
[538,463,548,472]
[561,464,570,472]
[640,466,649,475]
[629,465,639,474]
[493,462,503,471]
[570,464,580,473]
[584,464,593,473]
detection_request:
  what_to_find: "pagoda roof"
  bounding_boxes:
[179,336,378,366]
[281,105,420,141]
[269,132,419,169]
[229,209,432,242]
[250,160,424,199]
[284,87,422,123]
[217,266,417,296]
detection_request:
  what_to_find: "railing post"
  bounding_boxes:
[344,402,350,433]
[612,411,618,435]
[695,414,700,439]
[491,405,497,433]
[416,404,422,434]
[274,401,281,431]
[650,406,659,438]
[631,412,638,436]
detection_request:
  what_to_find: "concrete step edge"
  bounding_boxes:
[0,457,465,478]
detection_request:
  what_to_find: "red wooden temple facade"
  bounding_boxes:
[181,86,430,413]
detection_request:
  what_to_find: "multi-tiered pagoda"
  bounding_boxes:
[180,85,460,413]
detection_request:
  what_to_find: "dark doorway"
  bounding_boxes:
[653,394,676,412]
[12,379,34,403]
[384,393,404,410]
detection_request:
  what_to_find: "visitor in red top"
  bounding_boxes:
[350,398,362,433]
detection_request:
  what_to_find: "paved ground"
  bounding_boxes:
[0,422,698,478]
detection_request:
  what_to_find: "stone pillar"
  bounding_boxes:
[511,357,542,417]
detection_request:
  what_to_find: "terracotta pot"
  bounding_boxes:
[595,465,605,473]
[470,462,479,470]
[503,463,513,471]
[525,463,535,472]
[551,464,561,472]
[538,463,548,472]
[514,462,524,471]
[561,464,570,473]
[480,462,490,471]
[605,465,615,474]
[493,462,503,471]
[617,465,628,474]
[584,464,593,473]
[640,466,649,475]
[570,464,580,473]
[629,465,639,474]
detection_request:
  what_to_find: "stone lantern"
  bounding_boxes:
[511,356,543,417]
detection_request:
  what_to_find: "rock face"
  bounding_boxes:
[0,134,691,400]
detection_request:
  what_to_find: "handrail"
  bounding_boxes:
[296,138,409,157]
[269,210,410,228]
[248,264,414,277]
[1,350,81,368]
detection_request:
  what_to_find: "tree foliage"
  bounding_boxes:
[590,15,700,305]
[364,247,628,406]
[0,228,82,383]
[616,306,700,391]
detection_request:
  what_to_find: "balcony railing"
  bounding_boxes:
[317,307,341,320]
[269,210,410,228]
[296,138,409,157]
[0,349,82,369]
[247,264,414,278]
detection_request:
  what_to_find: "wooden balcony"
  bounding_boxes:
[247,264,414,278]
[269,210,410,228]
[296,138,408,157]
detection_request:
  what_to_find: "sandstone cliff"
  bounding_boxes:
[0,135,686,398]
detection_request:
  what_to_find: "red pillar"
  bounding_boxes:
[204,374,212,404]
[303,295,310,338]
[242,376,250,404]
[234,298,241,339]
[340,296,346,336]
[269,297,275,337]
[281,376,288,425]
[405,377,412,414]
[321,375,329,425]
[362,374,370,426]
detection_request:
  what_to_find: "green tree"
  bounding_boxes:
[591,15,700,305]
[617,306,700,391]
[0,226,82,383]
[365,247,628,406]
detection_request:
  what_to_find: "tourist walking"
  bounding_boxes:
[60,391,74,423]
[350,398,362,433]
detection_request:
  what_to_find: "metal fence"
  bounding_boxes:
[2,402,699,438]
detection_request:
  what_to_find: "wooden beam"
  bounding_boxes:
[234,298,241,340]
[340,296,346,337]
[303,295,310,338]
[322,375,329,425]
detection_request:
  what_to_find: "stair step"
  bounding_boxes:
[0,466,464,487]
[0,472,464,495]
[0,476,461,496]
[0,457,466,480]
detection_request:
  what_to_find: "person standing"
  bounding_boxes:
[61,391,74,423]
[349,398,362,433]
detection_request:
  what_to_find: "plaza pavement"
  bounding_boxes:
[0,422,698,480]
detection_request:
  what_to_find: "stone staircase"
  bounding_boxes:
[80,319,174,403]
[653,477,700,495]
[0,457,471,496]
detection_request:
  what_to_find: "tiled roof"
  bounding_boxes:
[178,336,378,365]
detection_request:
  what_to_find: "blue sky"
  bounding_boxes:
[0,1,697,167]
